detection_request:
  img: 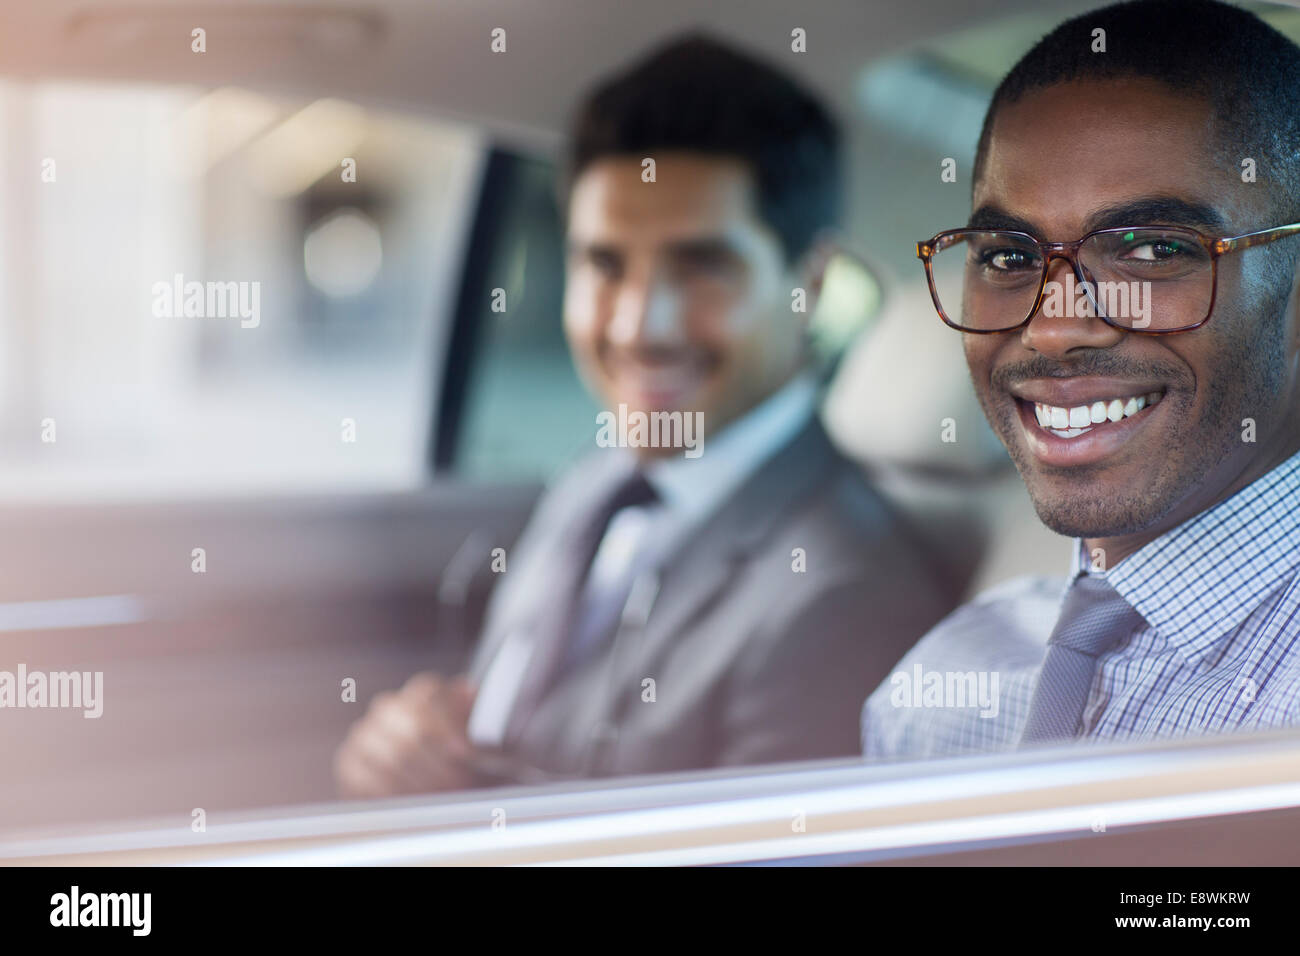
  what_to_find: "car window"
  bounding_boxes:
[0,81,481,500]
[444,150,601,484]
[7,2,1300,881]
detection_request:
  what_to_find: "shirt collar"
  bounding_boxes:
[1069,538,1095,578]
[1071,449,1300,661]
[645,373,819,525]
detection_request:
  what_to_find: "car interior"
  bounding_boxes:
[1,0,1299,867]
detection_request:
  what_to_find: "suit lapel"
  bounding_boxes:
[603,415,841,707]
[470,448,635,679]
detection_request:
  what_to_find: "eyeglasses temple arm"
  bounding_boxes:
[1216,222,1300,254]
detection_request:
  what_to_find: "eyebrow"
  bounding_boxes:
[968,197,1230,237]
[664,237,742,260]
[566,236,742,259]
[566,238,612,257]
[966,206,1037,234]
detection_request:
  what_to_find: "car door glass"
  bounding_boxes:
[0,81,479,500]
[445,151,601,484]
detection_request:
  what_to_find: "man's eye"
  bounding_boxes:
[675,251,734,277]
[588,252,621,277]
[1123,240,1184,261]
[982,248,1038,271]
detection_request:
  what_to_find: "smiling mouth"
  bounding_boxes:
[1009,384,1169,468]
[610,353,714,408]
[1025,389,1165,439]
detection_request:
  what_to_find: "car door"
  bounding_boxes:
[0,78,580,832]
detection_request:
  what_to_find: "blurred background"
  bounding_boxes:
[2,0,1298,833]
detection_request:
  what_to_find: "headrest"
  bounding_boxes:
[822,276,1011,478]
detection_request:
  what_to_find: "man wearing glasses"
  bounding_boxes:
[863,0,1300,758]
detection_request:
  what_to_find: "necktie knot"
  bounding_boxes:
[1046,573,1142,658]
[603,467,658,519]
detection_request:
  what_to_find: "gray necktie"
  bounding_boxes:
[503,465,658,745]
[1019,573,1143,746]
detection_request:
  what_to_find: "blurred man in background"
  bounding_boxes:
[337,35,960,795]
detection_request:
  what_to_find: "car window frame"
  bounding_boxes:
[5,728,1299,866]
[429,146,544,477]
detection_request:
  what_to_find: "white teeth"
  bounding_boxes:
[1031,390,1165,437]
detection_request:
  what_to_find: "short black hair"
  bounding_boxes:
[564,34,841,264]
[974,0,1300,225]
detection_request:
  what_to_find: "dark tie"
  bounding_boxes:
[503,464,658,745]
[1018,573,1144,747]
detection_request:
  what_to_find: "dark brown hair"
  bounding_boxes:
[564,34,842,264]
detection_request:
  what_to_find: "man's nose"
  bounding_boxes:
[1019,255,1125,359]
[606,275,683,347]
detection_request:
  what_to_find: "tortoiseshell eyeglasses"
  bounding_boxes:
[915,222,1300,334]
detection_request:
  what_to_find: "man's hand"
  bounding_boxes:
[334,671,479,798]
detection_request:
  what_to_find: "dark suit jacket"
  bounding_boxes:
[469,413,962,779]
